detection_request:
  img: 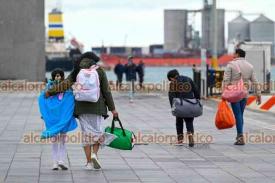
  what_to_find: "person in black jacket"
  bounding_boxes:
[125,56,137,82]
[136,60,145,88]
[114,60,125,89]
[167,69,200,147]
[125,56,137,102]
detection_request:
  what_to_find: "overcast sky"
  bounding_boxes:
[45,0,275,50]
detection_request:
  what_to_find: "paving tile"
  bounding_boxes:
[0,93,275,182]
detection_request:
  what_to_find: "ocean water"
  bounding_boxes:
[46,66,275,84]
[105,66,193,83]
[46,67,193,83]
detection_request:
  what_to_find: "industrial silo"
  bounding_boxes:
[228,15,250,43]
[164,10,188,52]
[201,7,225,54]
[250,14,275,55]
[250,15,274,42]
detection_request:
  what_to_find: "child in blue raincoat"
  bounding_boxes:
[39,69,77,170]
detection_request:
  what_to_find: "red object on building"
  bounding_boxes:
[100,54,234,67]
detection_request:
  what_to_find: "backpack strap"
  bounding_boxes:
[231,61,240,72]
[89,65,99,71]
[231,62,243,83]
[231,61,242,78]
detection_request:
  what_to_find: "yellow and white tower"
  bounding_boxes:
[48,8,64,41]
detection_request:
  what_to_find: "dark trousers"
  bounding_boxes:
[116,75,123,89]
[138,75,144,87]
[176,117,194,139]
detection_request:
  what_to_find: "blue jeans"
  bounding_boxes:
[231,98,247,135]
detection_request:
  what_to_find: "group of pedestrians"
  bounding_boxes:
[40,52,118,171]
[39,48,262,172]
[114,56,145,90]
[168,48,261,146]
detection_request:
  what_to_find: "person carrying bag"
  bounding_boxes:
[222,49,261,145]
[167,69,201,147]
[46,52,119,170]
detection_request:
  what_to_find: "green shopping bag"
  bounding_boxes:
[105,117,135,150]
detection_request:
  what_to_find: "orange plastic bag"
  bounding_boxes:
[215,100,236,129]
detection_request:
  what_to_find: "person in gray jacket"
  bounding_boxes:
[222,49,261,145]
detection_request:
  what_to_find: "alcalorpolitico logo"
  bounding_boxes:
[21,131,213,145]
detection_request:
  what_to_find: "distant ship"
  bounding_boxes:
[45,8,235,71]
[99,53,234,68]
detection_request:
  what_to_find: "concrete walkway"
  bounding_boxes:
[1,92,275,183]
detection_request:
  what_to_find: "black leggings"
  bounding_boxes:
[176,117,194,136]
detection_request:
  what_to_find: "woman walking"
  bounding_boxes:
[46,52,118,170]
[222,48,261,145]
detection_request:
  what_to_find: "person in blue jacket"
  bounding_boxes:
[125,56,137,102]
[39,68,77,170]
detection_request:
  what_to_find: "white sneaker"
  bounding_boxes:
[85,162,93,170]
[58,161,68,170]
[91,154,101,170]
[52,162,59,170]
